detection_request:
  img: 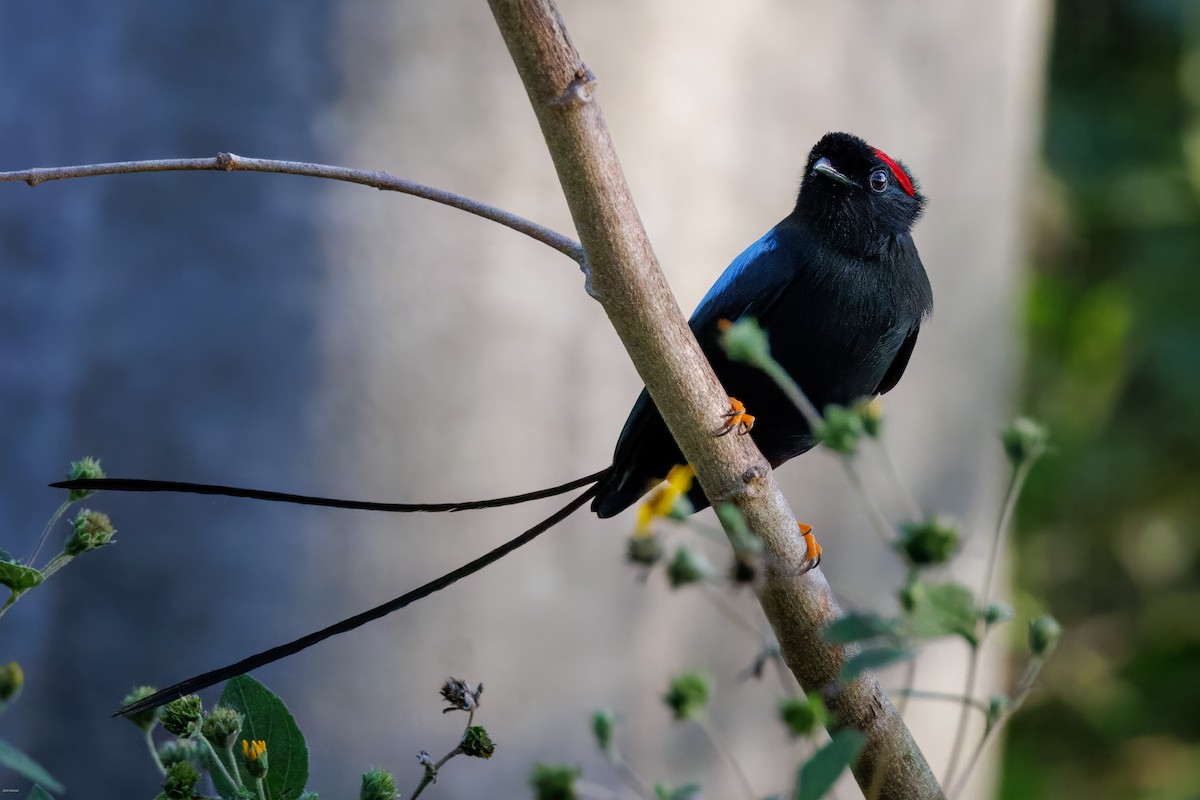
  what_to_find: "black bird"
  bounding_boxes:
[61,132,932,715]
[592,132,930,518]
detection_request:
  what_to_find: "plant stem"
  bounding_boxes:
[696,715,757,800]
[945,459,1030,787]
[894,654,918,717]
[574,779,631,800]
[873,437,924,522]
[982,462,1032,606]
[763,356,895,544]
[889,688,990,717]
[941,644,985,789]
[948,658,1044,800]
[144,728,166,776]
[603,744,655,800]
[197,736,241,794]
[698,583,764,639]
[410,746,464,799]
[0,155,584,265]
[840,458,896,545]
[761,361,824,431]
[0,591,20,621]
[37,553,74,581]
[27,501,71,565]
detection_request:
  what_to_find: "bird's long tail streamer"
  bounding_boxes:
[116,483,599,718]
[53,469,608,513]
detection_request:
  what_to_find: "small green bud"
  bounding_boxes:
[160,760,201,800]
[986,693,1010,732]
[715,504,762,555]
[1002,417,1049,466]
[663,671,710,720]
[817,404,865,455]
[626,533,664,567]
[65,457,105,501]
[718,317,772,367]
[157,739,199,769]
[729,552,762,587]
[666,546,713,589]
[359,768,398,800]
[983,602,1014,627]
[461,725,496,759]
[530,763,581,800]
[202,705,243,750]
[778,693,827,738]
[857,398,885,438]
[899,578,924,612]
[64,509,116,556]
[591,710,616,756]
[1028,615,1062,657]
[121,686,160,732]
[242,738,268,778]
[159,695,203,737]
[654,784,703,800]
[897,517,960,566]
[667,494,694,520]
[0,661,24,704]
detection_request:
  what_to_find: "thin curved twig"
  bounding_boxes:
[0,153,585,264]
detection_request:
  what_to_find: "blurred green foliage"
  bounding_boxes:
[1002,2,1200,798]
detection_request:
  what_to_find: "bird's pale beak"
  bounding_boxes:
[811,157,855,187]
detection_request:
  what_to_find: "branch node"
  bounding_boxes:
[548,66,596,107]
[579,255,598,299]
[740,461,770,488]
[215,152,236,171]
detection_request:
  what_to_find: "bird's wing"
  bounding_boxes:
[688,224,804,338]
[874,325,921,396]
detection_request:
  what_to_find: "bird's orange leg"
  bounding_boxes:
[719,397,755,436]
[798,522,822,567]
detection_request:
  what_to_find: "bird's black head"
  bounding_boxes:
[794,132,926,256]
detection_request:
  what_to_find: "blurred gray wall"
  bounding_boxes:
[0,2,1047,798]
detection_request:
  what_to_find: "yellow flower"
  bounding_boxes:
[242,739,267,761]
[635,464,695,535]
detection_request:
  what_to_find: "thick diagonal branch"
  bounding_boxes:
[486,1,943,798]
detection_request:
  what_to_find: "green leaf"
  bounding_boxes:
[591,710,616,756]
[839,646,913,682]
[822,612,900,644]
[905,582,978,644]
[795,730,865,800]
[654,784,702,800]
[218,676,309,800]
[0,560,42,593]
[28,786,53,800]
[0,740,63,794]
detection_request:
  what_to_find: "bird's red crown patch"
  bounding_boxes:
[872,148,915,198]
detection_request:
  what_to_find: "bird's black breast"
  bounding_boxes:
[591,217,930,519]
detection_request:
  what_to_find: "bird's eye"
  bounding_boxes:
[869,170,889,193]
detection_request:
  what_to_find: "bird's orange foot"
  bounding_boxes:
[719,397,755,437]
[798,522,822,570]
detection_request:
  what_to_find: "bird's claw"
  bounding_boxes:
[798,522,822,571]
[719,397,755,437]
